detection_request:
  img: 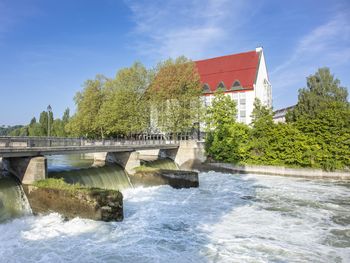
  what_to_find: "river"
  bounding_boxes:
[0,155,349,262]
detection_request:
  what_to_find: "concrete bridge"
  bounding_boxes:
[0,136,206,184]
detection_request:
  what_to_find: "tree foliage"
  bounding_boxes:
[205,68,350,171]
[65,75,106,138]
[9,107,71,137]
[205,91,248,163]
[286,67,348,121]
[97,62,150,136]
[148,56,203,133]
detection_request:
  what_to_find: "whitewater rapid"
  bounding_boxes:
[0,172,349,262]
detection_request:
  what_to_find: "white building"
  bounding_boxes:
[195,47,272,124]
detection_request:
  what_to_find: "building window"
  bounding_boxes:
[239,92,246,99]
[216,81,226,91]
[240,98,246,105]
[263,79,272,107]
[231,80,243,91]
[240,110,246,118]
[202,83,211,93]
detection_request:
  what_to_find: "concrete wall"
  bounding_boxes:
[93,151,141,175]
[3,156,47,184]
[209,163,350,179]
[161,140,206,170]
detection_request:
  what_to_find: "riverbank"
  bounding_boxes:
[199,162,350,180]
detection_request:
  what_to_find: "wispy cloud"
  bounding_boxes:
[271,9,350,102]
[0,1,39,42]
[125,0,254,60]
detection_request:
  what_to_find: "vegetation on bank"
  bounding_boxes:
[205,68,350,171]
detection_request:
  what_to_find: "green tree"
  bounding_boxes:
[205,91,237,130]
[205,91,249,163]
[98,62,150,136]
[66,75,107,138]
[148,56,203,133]
[247,98,275,162]
[39,111,48,136]
[287,67,348,122]
[62,108,70,124]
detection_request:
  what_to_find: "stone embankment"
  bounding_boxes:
[130,169,199,188]
[207,163,350,179]
[23,180,123,221]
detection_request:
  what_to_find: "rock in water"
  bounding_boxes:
[23,184,123,222]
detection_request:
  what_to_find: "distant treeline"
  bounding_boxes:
[8,109,70,137]
[0,125,24,136]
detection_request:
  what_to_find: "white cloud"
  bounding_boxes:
[125,0,253,60]
[271,10,350,98]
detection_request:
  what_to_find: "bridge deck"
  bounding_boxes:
[0,137,180,158]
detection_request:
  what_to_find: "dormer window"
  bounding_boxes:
[202,83,211,93]
[231,80,244,91]
[217,81,226,91]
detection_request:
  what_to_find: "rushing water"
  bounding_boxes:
[48,155,132,191]
[0,176,31,223]
[0,170,349,262]
[143,157,179,170]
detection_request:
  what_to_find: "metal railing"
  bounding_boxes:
[0,133,196,149]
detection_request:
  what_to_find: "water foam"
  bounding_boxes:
[0,172,349,262]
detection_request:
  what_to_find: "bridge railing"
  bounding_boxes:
[0,133,195,148]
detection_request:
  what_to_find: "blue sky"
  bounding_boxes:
[0,0,349,125]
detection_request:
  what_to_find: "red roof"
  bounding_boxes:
[195,50,260,92]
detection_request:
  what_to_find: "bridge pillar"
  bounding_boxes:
[159,140,206,169]
[3,156,47,184]
[93,151,141,175]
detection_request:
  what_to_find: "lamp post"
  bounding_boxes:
[47,105,52,137]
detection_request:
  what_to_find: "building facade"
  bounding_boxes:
[273,105,295,123]
[195,47,272,125]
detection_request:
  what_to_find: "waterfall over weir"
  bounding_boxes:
[49,165,132,191]
[47,154,132,191]
[0,175,31,223]
[142,157,179,170]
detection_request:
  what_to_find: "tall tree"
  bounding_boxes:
[205,91,237,130]
[205,91,249,163]
[148,56,203,133]
[62,108,70,124]
[98,62,150,136]
[287,68,350,170]
[287,67,348,122]
[66,75,107,138]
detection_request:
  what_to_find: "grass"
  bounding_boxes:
[33,178,122,197]
[33,178,89,193]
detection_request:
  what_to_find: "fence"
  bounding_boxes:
[0,133,196,148]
